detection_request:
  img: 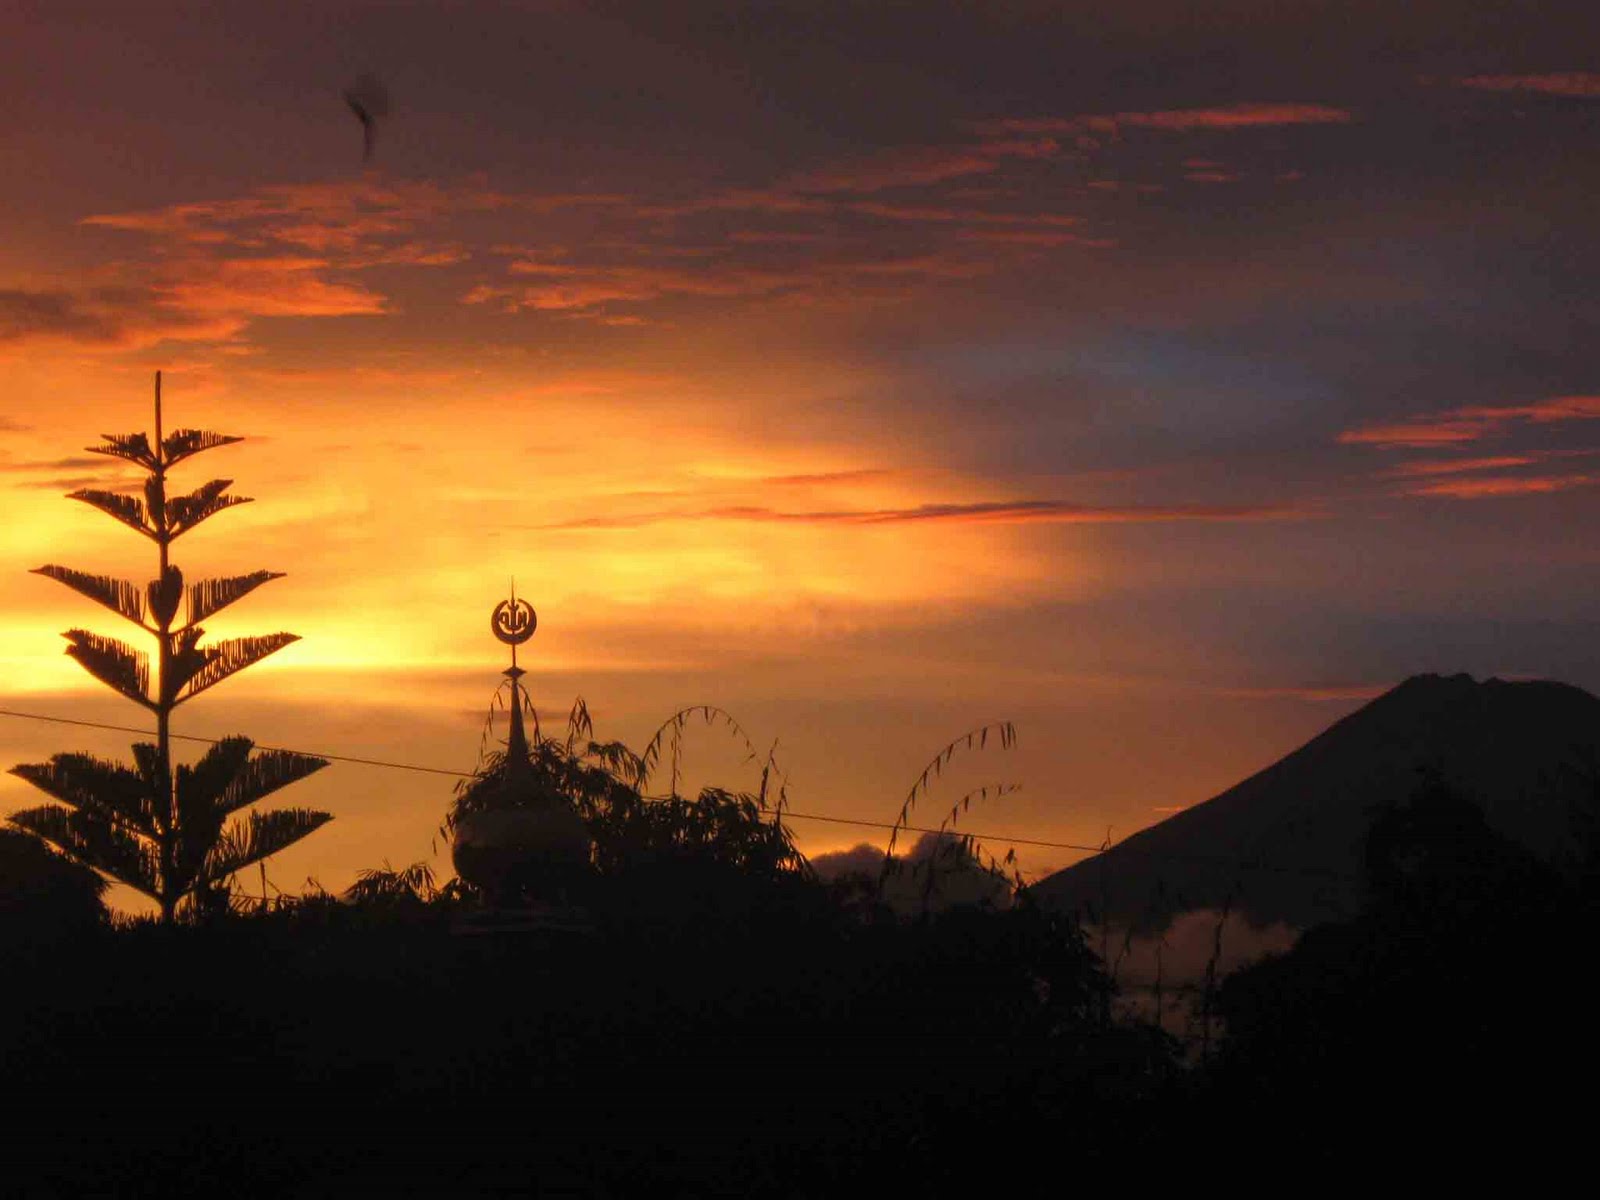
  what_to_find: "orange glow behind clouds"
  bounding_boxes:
[7,8,1600,909]
[0,342,1337,908]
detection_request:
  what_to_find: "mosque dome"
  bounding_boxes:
[451,793,593,905]
[449,587,593,906]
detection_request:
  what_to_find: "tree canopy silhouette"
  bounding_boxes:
[445,698,809,907]
[7,372,331,922]
[0,827,107,941]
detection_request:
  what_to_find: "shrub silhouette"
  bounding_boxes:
[445,700,808,913]
[0,827,107,942]
[1214,774,1578,1133]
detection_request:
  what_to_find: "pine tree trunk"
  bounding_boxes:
[153,375,177,924]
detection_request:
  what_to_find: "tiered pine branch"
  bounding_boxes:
[7,372,331,922]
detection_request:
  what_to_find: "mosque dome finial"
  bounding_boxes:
[451,584,592,906]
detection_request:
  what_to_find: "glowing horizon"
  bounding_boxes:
[6,2,1600,911]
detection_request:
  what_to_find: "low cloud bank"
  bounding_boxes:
[1094,908,1299,988]
[812,833,1012,913]
[1093,909,1300,1041]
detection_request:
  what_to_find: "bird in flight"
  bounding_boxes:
[343,73,390,163]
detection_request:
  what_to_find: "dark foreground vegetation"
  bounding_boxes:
[6,768,1599,1195]
[3,871,1170,1196]
[1211,774,1600,1165]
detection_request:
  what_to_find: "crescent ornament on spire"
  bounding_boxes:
[492,598,537,646]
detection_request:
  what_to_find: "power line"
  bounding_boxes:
[4,707,1093,851]
[772,809,1105,853]
[0,704,1358,879]
[0,707,471,777]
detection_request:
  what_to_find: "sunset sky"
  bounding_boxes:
[5,1,1600,910]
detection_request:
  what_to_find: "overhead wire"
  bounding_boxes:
[0,704,1360,879]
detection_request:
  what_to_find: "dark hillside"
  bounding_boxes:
[1032,674,1600,927]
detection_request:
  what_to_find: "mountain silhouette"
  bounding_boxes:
[1031,673,1600,929]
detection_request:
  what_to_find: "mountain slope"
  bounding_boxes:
[1030,674,1600,928]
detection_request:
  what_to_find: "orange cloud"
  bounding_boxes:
[155,256,386,320]
[974,103,1352,136]
[972,137,1063,160]
[845,202,1083,228]
[1382,455,1539,477]
[1460,73,1600,98]
[82,180,622,256]
[0,254,387,354]
[783,148,1001,194]
[0,452,136,494]
[539,499,1307,531]
[1339,396,1600,448]
[485,261,798,311]
[1337,420,1484,447]
[633,136,1064,219]
[1456,395,1600,423]
[477,250,995,318]
[637,189,833,220]
[1097,103,1352,132]
[0,284,243,352]
[725,231,831,245]
[1402,474,1599,499]
[761,469,895,487]
[85,180,452,248]
[60,131,1102,344]
[954,229,1111,247]
[0,288,123,347]
[89,145,1116,336]
[5,180,531,353]
[779,134,1062,195]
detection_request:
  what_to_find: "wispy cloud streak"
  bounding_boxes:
[972,103,1352,137]
[1460,73,1600,98]
[1339,396,1600,448]
[540,499,1308,531]
[1403,474,1599,499]
[1381,455,1538,477]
